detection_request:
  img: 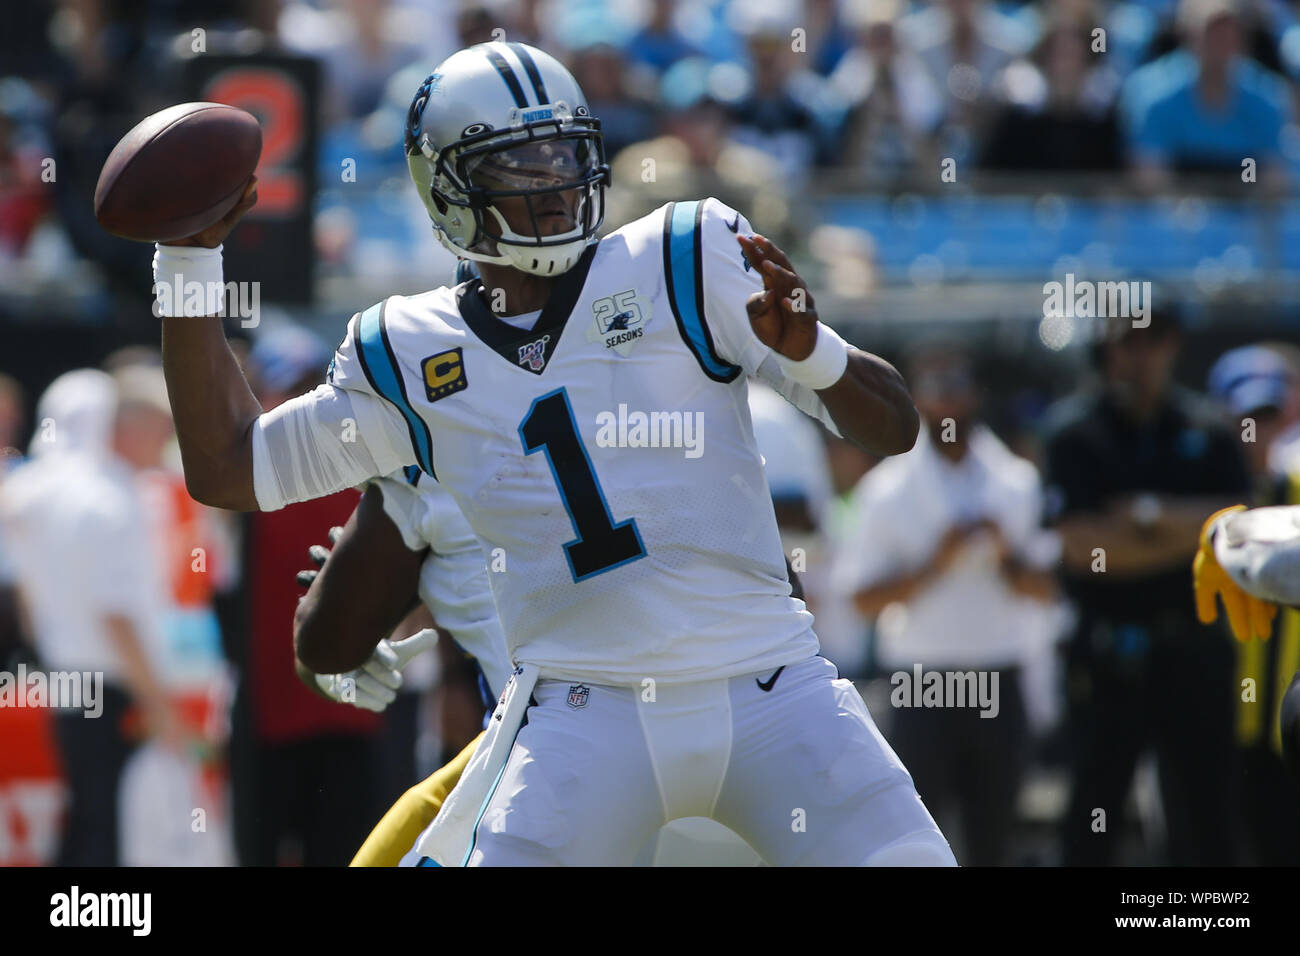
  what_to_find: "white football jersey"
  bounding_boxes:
[295,198,841,685]
[373,470,512,698]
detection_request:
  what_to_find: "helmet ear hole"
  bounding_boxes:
[432,192,448,215]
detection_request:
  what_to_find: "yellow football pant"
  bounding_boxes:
[350,731,485,867]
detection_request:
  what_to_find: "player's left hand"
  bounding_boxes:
[739,233,818,362]
[315,628,440,713]
[296,525,345,590]
[1194,505,1277,641]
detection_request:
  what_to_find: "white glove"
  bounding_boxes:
[315,629,440,713]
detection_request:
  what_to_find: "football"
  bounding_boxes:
[94,102,261,242]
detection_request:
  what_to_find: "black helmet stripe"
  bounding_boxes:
[507,43,550,106]
[481,45,528,108]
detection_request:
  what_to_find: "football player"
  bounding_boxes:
[1195,504,1300,780]
[154,42,953,865]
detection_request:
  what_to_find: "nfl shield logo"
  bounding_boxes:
[566,683,590,709]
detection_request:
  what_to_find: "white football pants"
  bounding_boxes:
[464,655,955,866]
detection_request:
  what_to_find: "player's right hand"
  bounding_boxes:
[164,177,258,249]
[1194,505,1277,641]
[314,629,440,713]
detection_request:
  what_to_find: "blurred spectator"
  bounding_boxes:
[1205,344,1300,864]
[44,0,154,310]
[1020,0,1162,80]
[607,57,789,240]
[2,369,195,865]
[1043,310,1249,864]
[898,0,1033,164]
[222,324,385,866]
[454,2,509,47]
[568,42,657,159]
[110,362,233,864]
[748,381,874,677]
[512,0,546,47]
[0,85,52,261]
[835,344,1058,865]
[830,0,944,185]
[804,0,854,77]
[980,14,1124,173]
[817,432,878,677]
[750,381,833,538]
[725,1,840,187]
[624,0,702,74]
[1121,0,1290,189]
[0,373,26,668]
[308,0,426,126]
[1208,345,1298,483]
[0,373,25,464]
[1266,344,1300,475]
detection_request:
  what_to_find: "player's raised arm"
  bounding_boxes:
[158,180,264,510]
[737,232,918,457]
[153,182,416,512]
[695,197,918,458]
[94,104,418,512]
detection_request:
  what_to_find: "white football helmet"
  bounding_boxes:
[404,42,609,277]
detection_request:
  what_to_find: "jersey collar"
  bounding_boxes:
[455,242,599,375]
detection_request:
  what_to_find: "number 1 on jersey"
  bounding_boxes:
[519,388,647,582]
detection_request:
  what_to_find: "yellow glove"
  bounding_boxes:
[1193,505,1277,641]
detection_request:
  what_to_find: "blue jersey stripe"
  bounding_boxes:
[664,201,742,383]
[356,302,436,477]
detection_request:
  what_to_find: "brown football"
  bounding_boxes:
[94,102,262,242]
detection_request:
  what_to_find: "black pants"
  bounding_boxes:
[1062,618,1237,865]
[51,683,137,867]
[888,667,1028,866]
[229,684,385,867]
[1238,743,1300,865]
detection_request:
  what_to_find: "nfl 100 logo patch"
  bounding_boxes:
[517,335,550,372]
[566,683,590,709]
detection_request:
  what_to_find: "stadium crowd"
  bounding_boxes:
[1,0,1299,867]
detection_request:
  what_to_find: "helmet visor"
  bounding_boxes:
[464,137,599,194]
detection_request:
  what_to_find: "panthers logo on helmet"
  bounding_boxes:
[404,73,441,156]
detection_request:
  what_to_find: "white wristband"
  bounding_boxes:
[774,323,850,390]
[152,243,225,317]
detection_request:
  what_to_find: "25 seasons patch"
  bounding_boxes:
[422,347,467,401]
[588,289,651,356]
